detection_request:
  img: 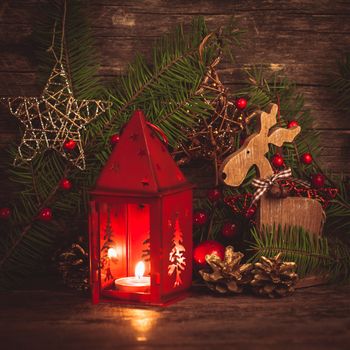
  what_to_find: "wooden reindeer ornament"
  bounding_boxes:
[221,104,300,183]
[220,103,324,236]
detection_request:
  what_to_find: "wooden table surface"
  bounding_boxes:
[0,285,349,350]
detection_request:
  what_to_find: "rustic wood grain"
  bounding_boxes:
[0,0,350,202]
[0,285,349,349]
[258,196,324,236]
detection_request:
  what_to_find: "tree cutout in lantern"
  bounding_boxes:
[89,110,193,305]
[168,216,186,287]
[100,206,117,282]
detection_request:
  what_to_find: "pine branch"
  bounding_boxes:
[232,67,319,186]
[112,47,199,122]
[0,0,104,288]
[0,3,242,288]
[101,17,242,146]
[234,67,350,235]
[30,163,41,205]
[248,225,350,281]
[330,52,350,109]
[0,159,70,272]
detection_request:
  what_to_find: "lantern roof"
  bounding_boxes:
[93,110,191,195]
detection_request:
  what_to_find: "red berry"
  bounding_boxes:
[59,178,72,190]
[301,153,313,165]
[311,173,325,189]
[193,240,225,266]
[38,208,53,221]
[207,189,221,202]
[193,211,208,225]
[110,134,120,146]
[245,206,256,219]
[0,207,11,219]
[271,153,284,167]
[64,139,77,151]
[287,120,299,128]
[221,222,238,238]
[235,97,248,110]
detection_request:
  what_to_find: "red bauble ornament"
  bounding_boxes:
[311,173,325,189]
[59,178,72,190]
[207,188,221,202]
[193,211,208,225]
[245,206,256,219]
[64,139,77,151]
[110,134,120,146]
[193,240,225,266]
[271,153,284,167]
[301,153,313,165]
[287,120,299,128]
[38,208,53,221]
[235,97,248,110]
[0,207,11,219]
[221,222,238,238]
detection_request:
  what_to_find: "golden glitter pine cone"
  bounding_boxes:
[55,241,89,292]
[199,245,253,294]
[251,252,298,298]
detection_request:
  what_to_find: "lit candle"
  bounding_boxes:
[115,261,150,293]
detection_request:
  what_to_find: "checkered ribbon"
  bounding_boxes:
[251,168,294,206]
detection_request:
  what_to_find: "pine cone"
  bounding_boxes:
[251,253,298,298]
[55,241,89,292]
[199,245,253,294]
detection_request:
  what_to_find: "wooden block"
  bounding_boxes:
[258,196,324,236]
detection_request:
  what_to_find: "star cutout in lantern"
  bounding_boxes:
[1,62,111,170]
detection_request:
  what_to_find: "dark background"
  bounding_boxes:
[0,0,350,201]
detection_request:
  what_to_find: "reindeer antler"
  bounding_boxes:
[220,103,301,186]
[268,126,301,147]
[260,104,279,136]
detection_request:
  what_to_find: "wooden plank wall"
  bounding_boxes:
[0,0,349,198]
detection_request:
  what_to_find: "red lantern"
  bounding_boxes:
[89,110,193,305]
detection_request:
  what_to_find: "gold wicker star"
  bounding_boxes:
[1,62,111,170]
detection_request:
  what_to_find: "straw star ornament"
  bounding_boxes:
[1,62,111,170]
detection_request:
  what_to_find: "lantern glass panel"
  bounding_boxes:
[98,202,151,297]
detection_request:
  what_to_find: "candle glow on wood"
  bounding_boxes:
[124,308,160,342]
[115,261,150,293]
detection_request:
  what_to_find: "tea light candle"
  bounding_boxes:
[115,261,150,293]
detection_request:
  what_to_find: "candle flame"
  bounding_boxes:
[135,261,145,279]
[107,247,118,259]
